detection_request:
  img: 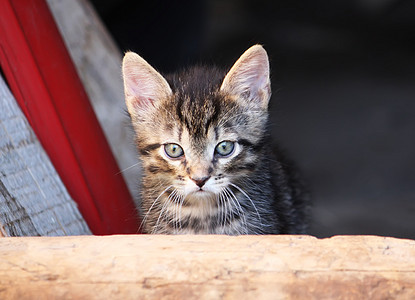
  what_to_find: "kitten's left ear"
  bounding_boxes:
[122,51,172,117]
[220,45,271,109]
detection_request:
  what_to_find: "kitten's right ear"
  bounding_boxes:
[220,45,271,110]
[122,52,172,117]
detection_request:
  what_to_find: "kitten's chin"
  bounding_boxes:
[185,190,216,203]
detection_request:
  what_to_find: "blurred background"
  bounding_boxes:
[90,0,415,239]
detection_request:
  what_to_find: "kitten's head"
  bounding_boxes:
[122,45,271,210]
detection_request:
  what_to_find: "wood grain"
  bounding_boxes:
[0,235,414,299]
[46,0,141,196]
[0,76,91,237]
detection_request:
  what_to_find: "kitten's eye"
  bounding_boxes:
[164,143,184,158]
[215,141,235,157]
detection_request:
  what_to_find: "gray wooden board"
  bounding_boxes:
[0,75,91,236]
[46,0,141,200]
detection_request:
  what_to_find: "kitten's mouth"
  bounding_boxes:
[194,189,211,195]
[186,189,215,201]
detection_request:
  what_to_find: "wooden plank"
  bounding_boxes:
[46,0,140,197]
[0,76,91,236]
[0,235,414,299]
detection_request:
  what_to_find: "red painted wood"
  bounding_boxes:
[0,0,140,234]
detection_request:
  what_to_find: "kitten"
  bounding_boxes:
[122,45,310,234]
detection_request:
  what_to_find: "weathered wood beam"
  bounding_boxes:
[0,74,90,237]
[1,235,414,299]
[46,0,140,195]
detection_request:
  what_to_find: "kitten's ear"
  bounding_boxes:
[122,52,172,116]
[220,45,271,109]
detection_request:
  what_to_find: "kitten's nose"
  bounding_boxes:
[191,176,210,188]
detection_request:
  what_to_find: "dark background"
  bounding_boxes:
[90,0,415,239]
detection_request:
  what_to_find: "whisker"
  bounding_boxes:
[170,190,181,233]
[229,183,263,226]
[170,190,184,233]
[219,188,226,228]
[115,162,140,175]
[153,188,177,233]
[222,189,229,228]
[173,192,182,233]
[178,193,185,232]
[139,185,173,232]
[222,188,236,232]
[225,187,248,234]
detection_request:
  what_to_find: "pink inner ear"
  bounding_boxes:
[127,93,156,113]
[123,52,173,114]
[124,72,157,109]
[134,95,155,111]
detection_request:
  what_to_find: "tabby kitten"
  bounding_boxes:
[122,45,309,234]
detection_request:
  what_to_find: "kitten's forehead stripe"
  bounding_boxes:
[166,66,224,99]
[177,125,183,142]
[214,126,219,141]
[165,66,226,141]
[204,99,221,135]
[175,96,185,125]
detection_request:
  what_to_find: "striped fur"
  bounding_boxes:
[122,45,310,234]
